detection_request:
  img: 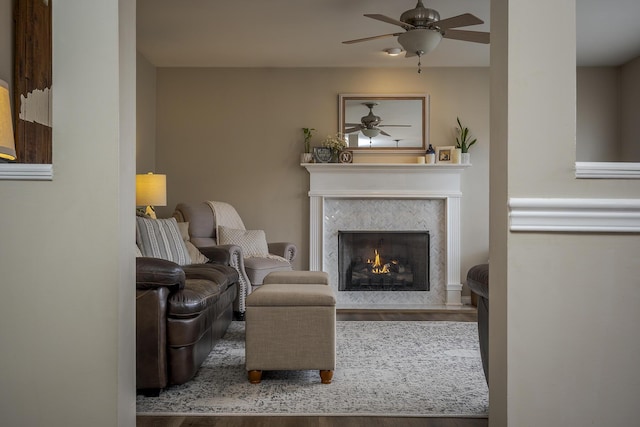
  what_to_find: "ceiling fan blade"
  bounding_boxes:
[435,13,484,30]
[345,127,361,133]
[380,130,392,137]
[379,124,411,127]
[342,33,401,44]
[364,14,414,29]
[443,29,490,44]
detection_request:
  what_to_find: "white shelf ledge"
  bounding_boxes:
[575,162,640,179]
[0,163,53,181]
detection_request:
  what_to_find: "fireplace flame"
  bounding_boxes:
[367,249,391,274]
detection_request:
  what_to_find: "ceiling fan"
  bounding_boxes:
[345,102,410,141]
[342,0,490,72]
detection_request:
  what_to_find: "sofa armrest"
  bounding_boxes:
[268,242,297,263]
[198,245,235,265]
[466,263,489,300]
[136,257,185,290]
[197,244,250,314]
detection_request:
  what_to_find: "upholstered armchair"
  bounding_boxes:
[173,201,297,319]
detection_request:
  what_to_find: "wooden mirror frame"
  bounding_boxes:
[338,94,429,153]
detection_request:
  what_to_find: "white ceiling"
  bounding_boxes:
[137,0,640,68]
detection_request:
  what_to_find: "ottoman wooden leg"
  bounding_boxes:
[248,370,262,384]
[320,370,333,384]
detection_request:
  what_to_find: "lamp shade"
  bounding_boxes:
[0,79,16,161]
[398,29,442,58]
[136,173,167,207]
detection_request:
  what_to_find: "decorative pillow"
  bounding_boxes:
[185,241,209,264]
[177,221,191,242]
[136,217,192,266]
[176,221,209,264]
[217,225,269,258]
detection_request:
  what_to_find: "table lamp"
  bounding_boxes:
[136,172,166,218]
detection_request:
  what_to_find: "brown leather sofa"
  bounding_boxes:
[467,263,489,384]
[136,253,238,396]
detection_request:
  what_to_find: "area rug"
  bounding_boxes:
[136,321,489,417]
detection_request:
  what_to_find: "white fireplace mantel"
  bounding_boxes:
[303,163,470,307]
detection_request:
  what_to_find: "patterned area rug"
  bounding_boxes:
[136,321,489,416]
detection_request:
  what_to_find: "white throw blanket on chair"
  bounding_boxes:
[206,200,287,262]
[207,201,246,234]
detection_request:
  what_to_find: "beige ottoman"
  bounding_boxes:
[245,271,336,384]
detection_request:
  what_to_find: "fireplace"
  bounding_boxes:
[338,231,430,291]
[303,163,469,307]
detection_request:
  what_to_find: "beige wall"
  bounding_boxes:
[154,67,491,290]
[491,0,640,426]
[620,56,640,161]
[0,0,136,426]
[576,61,640,162]
[136,52,157,173]
[576,67,620,161]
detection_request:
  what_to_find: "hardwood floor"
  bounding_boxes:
[137,309,485,427]
[136,415,488,427]
[336,309,477,322]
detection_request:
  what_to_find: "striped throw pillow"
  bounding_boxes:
[136,217,192,266]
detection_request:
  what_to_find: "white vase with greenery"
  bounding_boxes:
[455,117,476,164]
[301,127,315,163]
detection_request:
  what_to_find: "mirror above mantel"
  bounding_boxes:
[338,94,428,154]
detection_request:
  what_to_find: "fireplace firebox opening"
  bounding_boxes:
[338,231,430,291]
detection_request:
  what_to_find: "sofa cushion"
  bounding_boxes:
[167,279,225,318]
[217,225,269,258]
[182,263,239,289]
[244,257,292,286]
[166,263,238,318]
[136,217,192,266]
[167,280,237,348]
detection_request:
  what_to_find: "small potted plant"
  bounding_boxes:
[322,133,348,162]
[455,117,476,164]
[301,128,315,163]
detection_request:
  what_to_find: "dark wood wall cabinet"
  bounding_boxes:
[14,0,52,164]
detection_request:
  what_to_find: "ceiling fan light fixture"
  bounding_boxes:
[362,128,381,138]
[398,29,442,57]
[384,47,403,56]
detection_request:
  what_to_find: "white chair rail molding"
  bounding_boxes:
[509,198,640,233]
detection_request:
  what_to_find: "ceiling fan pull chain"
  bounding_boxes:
[417,52,422,73]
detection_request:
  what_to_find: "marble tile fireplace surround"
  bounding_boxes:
[303,163,469,309]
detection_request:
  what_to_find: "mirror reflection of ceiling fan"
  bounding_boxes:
[345,102,410,141]
[342,0,490,72]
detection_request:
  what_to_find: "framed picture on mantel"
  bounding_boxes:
[313,147,332,163]
[436,146,454,164]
